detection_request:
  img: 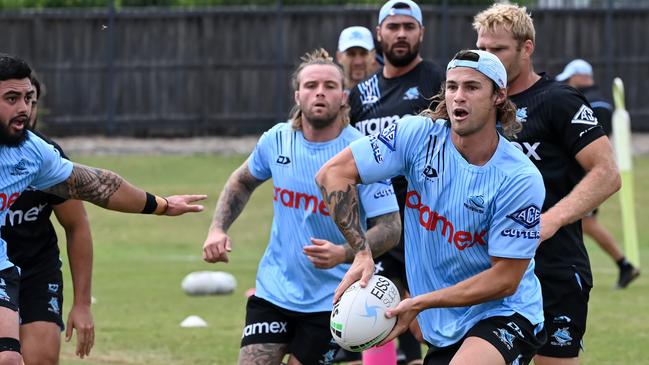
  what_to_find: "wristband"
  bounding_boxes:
[141,192,158,214]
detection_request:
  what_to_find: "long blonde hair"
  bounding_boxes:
[289,48,350,130]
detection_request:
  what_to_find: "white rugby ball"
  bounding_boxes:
[330,275,400,352]
[181,271,237,295]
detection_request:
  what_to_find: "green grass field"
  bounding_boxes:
[53,154,648,365]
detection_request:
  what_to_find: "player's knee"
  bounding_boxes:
[0,338,22,365]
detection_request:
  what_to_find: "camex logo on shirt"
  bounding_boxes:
[405,190,487,251]
[273,186,329,216]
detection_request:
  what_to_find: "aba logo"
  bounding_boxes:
[377,122,397,151]
[571,104,598,125]
[276,155,291,165]
[507,204,541,229]
[403,87,419,100]
[516,107,528,123]
[10,159,28,176]
[463,195,485,213]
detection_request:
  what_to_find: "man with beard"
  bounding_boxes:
[336,26,378,92]
[343,1,444,363]
[0,53,205,365]
[474,4,621,365]
[201,49,401,365]
[2,75,95,365]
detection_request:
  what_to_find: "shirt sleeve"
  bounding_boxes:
[488,171,545,259]
[551,86,606,156]
[357,180,399,219]
[30,137,73,191]
[349,116,424,185]
[247,127,275,181]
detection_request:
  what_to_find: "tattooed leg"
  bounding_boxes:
[238,343,288,365]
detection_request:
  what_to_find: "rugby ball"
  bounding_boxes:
[181,271,237,295]
[330,275,400,352]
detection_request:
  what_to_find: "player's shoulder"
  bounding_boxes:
[32,130,68,159]
[340,125,365,141]
[537,76,586,104]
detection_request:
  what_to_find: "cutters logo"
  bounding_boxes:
[274,186,329,216]
[406,190,487,251]
[0,192,21,212]
[507,205,541,229]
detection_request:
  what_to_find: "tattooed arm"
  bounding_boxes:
[42,163,206,215]
[303,211,401,268]
[202,159,266,263]
[315,147,376,300]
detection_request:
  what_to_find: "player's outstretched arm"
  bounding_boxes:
[43,163,206,215]
[203,160,266,263]
[541,136,621,241]
[303,211,401,268]
[52,200,94,358]
[316,147,374,300]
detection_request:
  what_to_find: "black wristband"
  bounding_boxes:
[141,192,158,214]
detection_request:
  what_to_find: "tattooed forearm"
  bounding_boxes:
[44,165,122,207]
[318,183,368,253]
[211,163,264,232]
[366,211,402,258]
[238,343,288,365]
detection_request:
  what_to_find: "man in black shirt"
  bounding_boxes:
[474,4,621,365]
[1,75,95,364]
[556,59,640,289]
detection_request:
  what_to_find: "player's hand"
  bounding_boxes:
[303,238,346,269]
[66,303,95,358]
[539,213,561,244]
[333,248,374,303]
[203,229,232,263]
[377,297,419,346]
[162,195,207,216]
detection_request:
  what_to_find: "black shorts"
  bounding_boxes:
[374,253,408,295]
[424,313,546,365]
[19,268,64,330]
[0,266,20,312]
[241,295,339,365]
[537,271,591,358]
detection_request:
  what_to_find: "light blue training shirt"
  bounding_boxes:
[248,122,399,313]
[0,131,73,270]
[349,116,545,347]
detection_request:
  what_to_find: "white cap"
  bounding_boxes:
[378,0,423,26]
[556,59,593,81]
[338,26,375,52]
[447,50,507,89]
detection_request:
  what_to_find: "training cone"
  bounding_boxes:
[180,315,208,328]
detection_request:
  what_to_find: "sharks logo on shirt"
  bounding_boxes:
[403,86,419,100]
